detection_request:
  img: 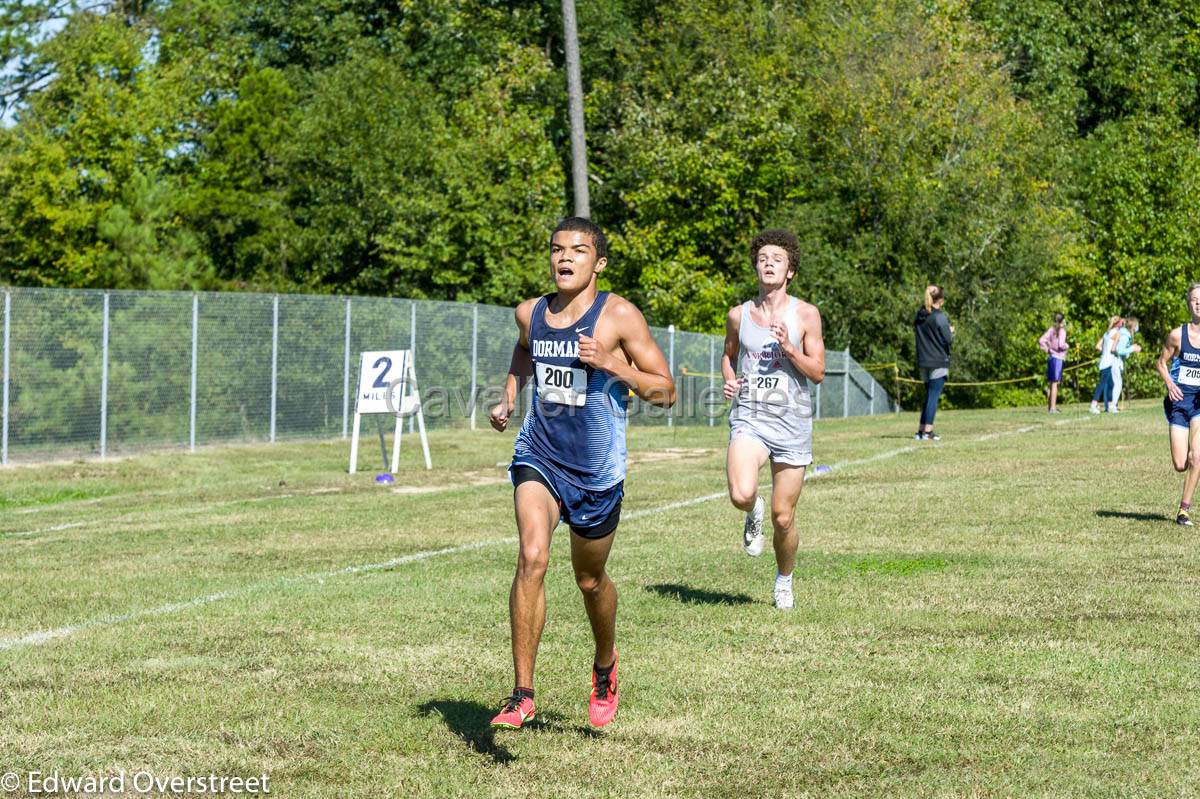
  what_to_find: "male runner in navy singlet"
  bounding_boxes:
[1156,283,1200,526]
[488,217,675,730]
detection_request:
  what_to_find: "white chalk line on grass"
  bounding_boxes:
[1,416,1090,540]
[0,540,513,652]
[0,414,1092,652]
[1,522,87,539]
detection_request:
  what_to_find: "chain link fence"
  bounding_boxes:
[0,287,896,464]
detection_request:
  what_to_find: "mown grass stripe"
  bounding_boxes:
[0,414,1088,652]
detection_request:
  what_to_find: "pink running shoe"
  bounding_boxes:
[588,651,619,728]
[490,693,536,730]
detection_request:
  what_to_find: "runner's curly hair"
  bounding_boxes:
[749,229,800,282]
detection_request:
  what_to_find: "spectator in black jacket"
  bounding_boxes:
[914,285,954,440]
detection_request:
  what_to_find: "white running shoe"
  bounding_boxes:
[774,584,794,610]
[742,496,765,556]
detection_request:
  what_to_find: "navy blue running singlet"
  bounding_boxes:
[513,292,629,489]
[1171,324,1200,395]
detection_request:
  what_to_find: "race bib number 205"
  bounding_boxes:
[1179,364,1200,387]
[537,362,588,406]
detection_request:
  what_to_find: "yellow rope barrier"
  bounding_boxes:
[877,358,1101,387]
[679,367,723,379]
[681,358,1102,389]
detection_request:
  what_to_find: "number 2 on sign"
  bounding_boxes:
[372,357,393,388]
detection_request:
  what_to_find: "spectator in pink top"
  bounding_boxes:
[1039,312,1068,413]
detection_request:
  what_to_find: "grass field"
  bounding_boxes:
[2,401,1199,798]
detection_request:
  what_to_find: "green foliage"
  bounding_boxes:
[591,1,813,331]
[1076,116,1200,345]
[0,0,1197,408]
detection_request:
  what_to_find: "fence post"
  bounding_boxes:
[869,376,875,415]
[814,380,821,420]
[100,292,110,459]
[190,294,198,452]
[270,295,279,443]
[470,304,479,430]
[409,301,417,434]
[343,298,351,439]
[707,335,715,427]
[843,347,850,418]
[2,289,10,465]
[667,325,675,428]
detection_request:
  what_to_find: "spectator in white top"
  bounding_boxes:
[1110,316,1141,412]
[1090,316,1124,414]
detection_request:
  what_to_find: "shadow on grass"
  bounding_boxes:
[535,710,604,739]
[419,700,516,765]
[1096,510,1171,522]
[647,583,754,606]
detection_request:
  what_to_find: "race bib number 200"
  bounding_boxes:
[537,362,588,407]
[1179,365,1200,387]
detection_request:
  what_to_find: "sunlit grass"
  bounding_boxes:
[0,400,1196,797]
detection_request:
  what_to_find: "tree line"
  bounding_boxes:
[1,0,1196,406]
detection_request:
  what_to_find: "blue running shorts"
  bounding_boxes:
[510,458,623,539]
[1163,394,1200,429]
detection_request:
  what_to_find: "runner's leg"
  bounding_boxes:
[727,437,769,512]
[769,462,806,577]
[510,480,560,689]
[1182,419,1200,508]
[570,530,618,668]
[1169,424,1189,472]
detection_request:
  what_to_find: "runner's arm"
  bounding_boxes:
[578,299,675,407]
[775,304,825,384]
[501,344,533,403]
[1157,329,1183,403]
[490,301,536,431]
[721,307,742,400]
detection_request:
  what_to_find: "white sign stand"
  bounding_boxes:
[349,349,431,473]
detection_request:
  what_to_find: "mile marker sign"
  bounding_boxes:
[349,349,431,474]
[356,351,407,414]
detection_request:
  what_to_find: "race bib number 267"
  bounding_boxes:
[746,374,787,404]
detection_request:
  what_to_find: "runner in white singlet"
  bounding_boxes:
[721,229,825,610]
